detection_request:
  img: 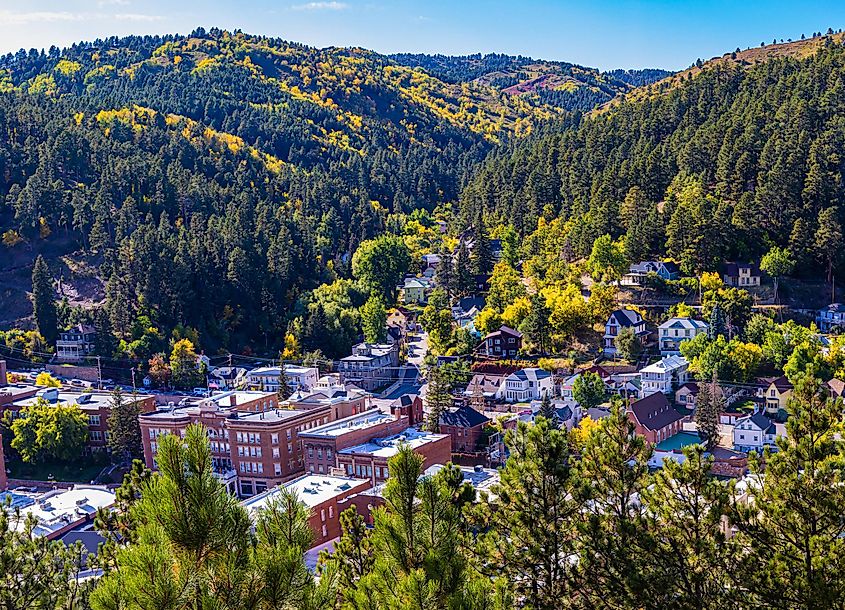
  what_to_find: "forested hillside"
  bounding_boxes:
[0,28,560,351]
[391,52,670,111]
[460,36,845,278]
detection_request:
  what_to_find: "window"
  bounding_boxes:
[272,448,280,458]
[320,509,326,522]
[321,525,327,538]
[88,415,101,426]
[90,430,103,441]
[271,433,279,445]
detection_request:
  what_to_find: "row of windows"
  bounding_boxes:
[344,463,388,479]
[307,446,333,461]
[239,461,264,474]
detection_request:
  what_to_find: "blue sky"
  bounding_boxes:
[1,1,844,70]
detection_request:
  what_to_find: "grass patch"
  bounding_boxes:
[8,458,106,483]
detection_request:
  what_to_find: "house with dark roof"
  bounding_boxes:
[723,262,761,288]
[626,392,685,444]
[208,366,248,390]
[497,368,553,402]
[675,381,725,408]
[733,412,780,452]
[603,309,648,354]
[816,303,845,332]
[476,326,522,359]
[439,404,491,454]
[658,317,708,355]
[620,260,681,286]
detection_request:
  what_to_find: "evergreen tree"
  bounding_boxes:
[470,217,494,276]
[708,303,726,339]
[730,376,845,608]
[277,362,293,400]
[640,445,739,608]
[470,419,580,609]
[538,393,557,428]
[815,207,843,294]
[31,255,57,344]
[614,326,642,361]
[107,388,144,463]
[521,292,551,354]
[435,246,454,297]
[94,306,119,357]
[574,400,654,608]
[424,365,454,432]
[453,241,474,297]
[318,506,373,603]
[694,372,720,450]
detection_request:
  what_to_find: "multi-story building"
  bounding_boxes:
[438,404,490,454]
[139,394,332,497]
[756,376,793,415]
[476,325,523,359]
[242,474,371,547]
[337,428,451,487]
[722,262,761,287]
[9,388,156,450]
[657,318,708,355]
[285,381,371,420]
[207,366,248,390]
[55,324,97,362]
[603,309,649,355]
[627,392,685,444]
[639,355,689,398]
[338,342,399,392]
[496,368,553,402]
[300,408,412,475]
[733,412,781,452]
[246,365,319,393]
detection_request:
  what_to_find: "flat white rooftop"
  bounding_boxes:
[339,427,447,459]
[242,474,369,512]
[300,409,394,439]
[9,486,115,537]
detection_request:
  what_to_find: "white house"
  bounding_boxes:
[56,324,97,362]
[733,412,780,452]
[603,309,649,355]
[639,355,689,398]
[246,365,319,393]
[496,368,553,403]
[620,261,681,286]
[208,366,248,390]
[658,318,708,355]
[816,303,845,332]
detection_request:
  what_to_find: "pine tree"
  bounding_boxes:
[708,303,726,339]
[695,372,720,450]
[107,388,143,462]
[730,376,845,608]
[453,241,474,296]
[319,506,373,602]
[470,217,494,276]
[425,365,454,432]
[815,207,843,295]
[436,246,454,297]
[538,393,557,428]
[277,362,293,400]
[521,292,551,354]
[31,255,57,344]
[469,419,580,609]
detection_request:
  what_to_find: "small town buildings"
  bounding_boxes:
[620,261,681,286]
[757,376,793,415]
[816,303,845,332]
[422,253,441,271]
[0,383,40,407]
[675,381,724,408]
[8,388,156,451]
[398,277,432,304]
[299,401,420,475]
[476,326,522,359]
[723,262,761,287]
[207,366,248,390]
[733,412,779,452]
[56,324,97,362]
[247,365,319,393]
[242,474,371,547]
[639,355,689,398]
[1,485,116,539]
[496,368,553,402]
[463,373,505,403]
[140,395,332,497]
[439,404,491,454]
[387,308,416,334]
[603,309,648,354]
[285,382,371,421]
[452,296,486,320]
[336,428,451,487]
[627,391,685,444]
[658,318,708,355]
[338,341,400,392]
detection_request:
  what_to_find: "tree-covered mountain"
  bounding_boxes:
[390,52,671,111]
[459,34,845,280]
[0,28,563,351]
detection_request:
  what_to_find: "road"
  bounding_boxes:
[406,329,429,368]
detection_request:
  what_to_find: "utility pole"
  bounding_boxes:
[96,355,102,390]
[131,366,136,392]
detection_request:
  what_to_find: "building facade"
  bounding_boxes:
[658,318,708,355]
[476,326,522,359]
[56,324,97,362]
[338,342,400,392]
[603,309,648,354]
[639,355,689,398]
[627,392,685,444]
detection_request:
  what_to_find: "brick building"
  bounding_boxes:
[242,474,371,546]
[140,395,333,497]
[8,388,156,450]
[285,382,371,420]
[337,428,451,486]
[627,391,685,444]
[439,404,491,454]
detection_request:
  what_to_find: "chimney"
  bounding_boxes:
[0,360,6,387]
[229,394,237,408]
